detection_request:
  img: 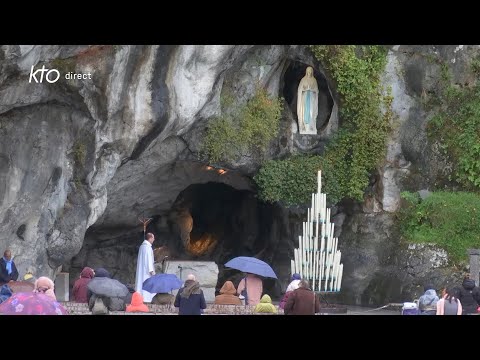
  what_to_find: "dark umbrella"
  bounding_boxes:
[87,277,129,298]
[143,273,183,293]
[224,256,278,279]
[0,292,67,315]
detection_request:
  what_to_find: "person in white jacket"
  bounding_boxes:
[286,273,301,292]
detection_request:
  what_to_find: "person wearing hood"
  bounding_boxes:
[214,280,242,305]
[126,291,149,313]
[457,275,480,314]
[174,274,206,315]
[254,294,277,314]
[34,276,56,300]
[0,250,19,285]
[72,267,95,303]
[418,284,439,315]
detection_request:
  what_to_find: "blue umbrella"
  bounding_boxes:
[142,273,183,293]
[224,256,278,279]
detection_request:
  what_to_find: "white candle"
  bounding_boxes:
[322,194,326,221]
[293,251,296,272]
[331,223,336,249]
[312,251,316,290]
[303,232,307,278]
[319,170,322,195]
[320,223,325,253]
[337,264,343,291]
[324,263,330,291]
[335,255,341,289]
[298,235,303,278]
[308,221,313,250]
[311,193,315,222]
[317,170,321,195]
[319,251,324,283]
[308,250,312,280]
[319,196,324,223]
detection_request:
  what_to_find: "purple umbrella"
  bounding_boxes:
[224,256,278,279]
[143,273,183,293]
[0,292,67,315]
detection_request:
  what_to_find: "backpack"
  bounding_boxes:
[92,297,109,315]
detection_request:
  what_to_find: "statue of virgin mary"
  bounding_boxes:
[297,66,319,134]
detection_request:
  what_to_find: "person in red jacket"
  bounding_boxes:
[72,267,95,303]
[126,292,149,313]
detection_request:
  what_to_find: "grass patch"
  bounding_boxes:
[400,191,480,264]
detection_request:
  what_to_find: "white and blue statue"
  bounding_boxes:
[297,66,319,135]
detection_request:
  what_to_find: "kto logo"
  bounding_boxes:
[29,65,60,83]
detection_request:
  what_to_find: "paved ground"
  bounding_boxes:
[343,305,400,315]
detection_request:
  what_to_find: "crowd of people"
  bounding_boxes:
[213,272,321,315]
[3,239,480,315]
[0,244,323,315]
[414,274,480,315]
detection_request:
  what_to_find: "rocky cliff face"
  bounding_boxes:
[336,45,478,304]
[0,45,475,305]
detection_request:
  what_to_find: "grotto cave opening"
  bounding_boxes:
[67,180,291,300]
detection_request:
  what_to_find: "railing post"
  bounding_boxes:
[468,249,480,286]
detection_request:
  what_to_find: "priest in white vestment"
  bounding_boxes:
[135,232,156,303]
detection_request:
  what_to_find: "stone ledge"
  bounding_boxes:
[60,302,285,315]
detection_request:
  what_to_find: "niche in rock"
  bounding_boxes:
[282,61,334,133]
